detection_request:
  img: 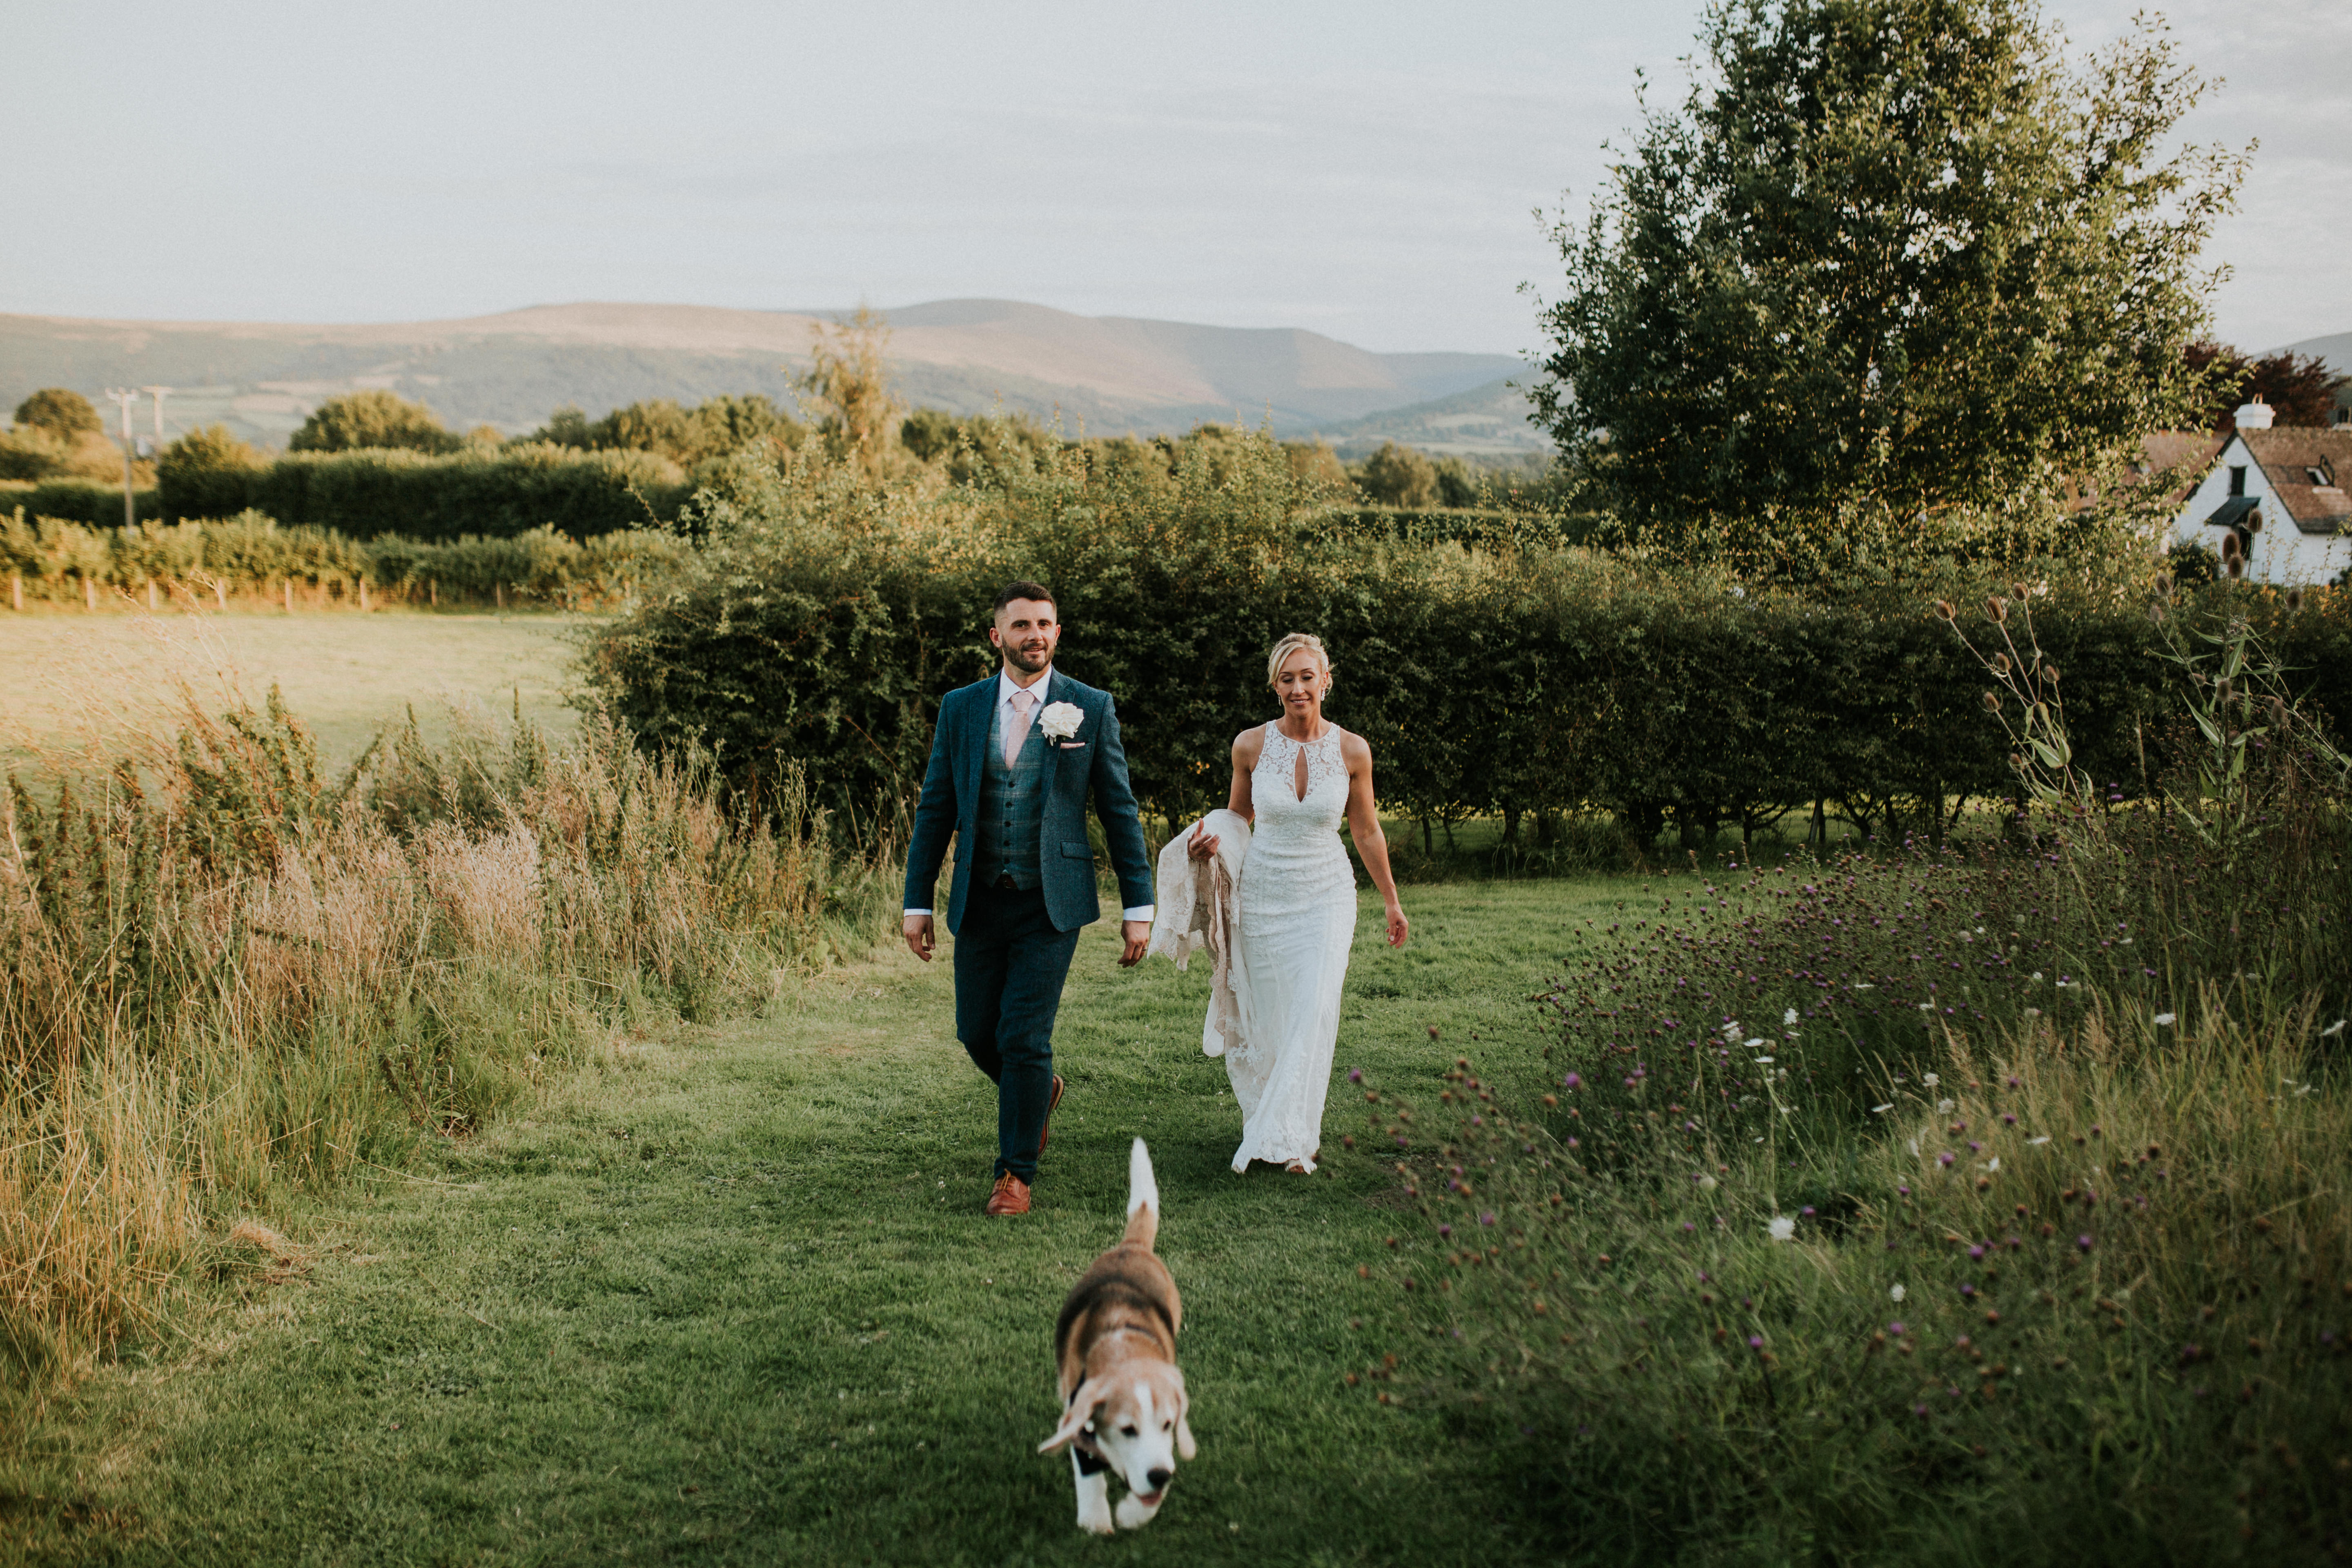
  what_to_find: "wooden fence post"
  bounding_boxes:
[359,579,370,612]
[284,579,294,614]
[9,572,20,612]
[495,582,505,610]
[84,576,97,610]
[147,579,158,611]
[430,579,438,607]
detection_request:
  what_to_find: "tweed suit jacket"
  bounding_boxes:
[902,671,1154,935]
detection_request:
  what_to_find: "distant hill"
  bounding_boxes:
[1306,376,1552,459]
[0,300,1521,449]
[2278,330,2352,371]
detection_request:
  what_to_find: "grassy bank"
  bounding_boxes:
[0,880,1610,1565]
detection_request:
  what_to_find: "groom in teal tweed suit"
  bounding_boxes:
[901,582,1155,1216]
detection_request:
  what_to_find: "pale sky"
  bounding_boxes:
[4,0,2345,356]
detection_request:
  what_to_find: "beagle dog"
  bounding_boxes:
[1038,1138,1196,1532]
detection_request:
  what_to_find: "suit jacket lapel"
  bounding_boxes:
[1042,673,1074,788]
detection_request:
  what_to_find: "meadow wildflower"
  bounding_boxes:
[1767,1216,1797,1242]
[1891,1285,1907,1303]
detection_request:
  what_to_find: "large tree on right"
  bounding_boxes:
[1530,0,2245,537]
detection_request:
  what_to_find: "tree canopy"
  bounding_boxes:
[13,388,102,441]
[2185,342,2350,433]
[289,390,458,454]
[1531,0,2245,536]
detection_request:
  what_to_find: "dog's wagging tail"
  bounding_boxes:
[1038,1138,1194,1534]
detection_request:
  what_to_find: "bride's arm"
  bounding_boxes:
[1340,733,1408,948]
[1188,731,1257,860]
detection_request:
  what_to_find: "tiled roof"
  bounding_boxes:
[2241,428,2352,534]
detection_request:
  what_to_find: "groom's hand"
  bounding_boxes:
[902,913,935,962]
[1118,919,1149,967]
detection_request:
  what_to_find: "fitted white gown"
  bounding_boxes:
[1225,722,1358,1173]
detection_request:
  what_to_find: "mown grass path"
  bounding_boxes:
[13,880,1618,1567]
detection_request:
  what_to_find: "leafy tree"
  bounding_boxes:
[1283,440,1352,492]
[1435,456,1479,508]
[158,423,262,475]
[13,388,102,441]
[798,306,905,478]
[2184,342,2350,432]
[1356,441,1439,508]
[1532,0,2245,535]
[289,390,458,453]
[531,405,595,448]
[686,394,803,463]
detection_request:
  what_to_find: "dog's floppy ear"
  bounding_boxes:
[1174,1374,1198,1460]
[1038,1380,1104,1454]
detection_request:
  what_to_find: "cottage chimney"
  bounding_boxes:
[2235,395,2275,431]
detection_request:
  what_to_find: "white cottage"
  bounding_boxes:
[2168,401,2352,586]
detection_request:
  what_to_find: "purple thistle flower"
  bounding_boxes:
[1889,1322,1906,1336]
[1748,1335,1764,1350]
[1800,1206,1816,1217]
[1479,1212,1497,1227]
[2077,1234,2094,1252]
[1968,1245,1985,1261]
[1562,1073,1582,1089]
[1938,1152,1956,1167]
[1437,1224,1452,1238]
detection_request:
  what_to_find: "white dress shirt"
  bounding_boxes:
[905,665,1154,921]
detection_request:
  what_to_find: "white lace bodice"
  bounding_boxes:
[1249,722,1350,846]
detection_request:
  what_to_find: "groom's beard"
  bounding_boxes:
[1004,641,1054,675]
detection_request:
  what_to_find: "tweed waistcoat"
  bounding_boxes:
[972,696,1048,890]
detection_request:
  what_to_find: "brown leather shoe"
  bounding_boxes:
[1036,1074,1066,1156]
[984,1172,1031,1216]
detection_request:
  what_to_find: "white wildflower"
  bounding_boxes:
[2025,1007,2042,1018]
[1922,1074,1940,1088]
[1854,983,1875,991]
[2027,1136,2051,1147]
[1890,1283,1907,1302]
[1745,1038,1768,1050]
[2030,971,2044,983]
[1723,1021,1743,1042]
[1766,1215,1797,1243]
[1784,1008,1799,1027]
[1937,1098,1956,1114]
[1871,1102,1894,1114]
[2323,1019,2347,1039]
[1985,1157,2000,1172]
[1754,1056,1775,1065]
[1907,1137,1920,1157]
[1919,1002,1934,1012]
[1697,1175,1718,1191]
[2153,1013,2176,1027]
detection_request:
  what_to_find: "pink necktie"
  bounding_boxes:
[1004,688,1036,767]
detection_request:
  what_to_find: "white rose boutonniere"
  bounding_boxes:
[1038,701,1085,742]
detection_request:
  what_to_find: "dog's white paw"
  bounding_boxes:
[1077,1503,1117,1535]
[1115,1493,1164,1530]
[1074,1463,1116,1533]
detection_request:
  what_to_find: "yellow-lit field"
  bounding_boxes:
[0,607,591,772]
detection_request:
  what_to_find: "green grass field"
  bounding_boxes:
[6,880,1617,1566]
[0,609,589,775]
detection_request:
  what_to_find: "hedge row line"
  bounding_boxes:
[0,509,692,608]
[584,454,2351,849]
[156,444,694,539]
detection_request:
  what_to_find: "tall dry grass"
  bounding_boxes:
[0,690,895,1381]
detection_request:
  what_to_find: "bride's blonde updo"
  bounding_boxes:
[1265,631,1333,693]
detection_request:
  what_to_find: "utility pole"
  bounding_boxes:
[144,385,171,454]
[106,388,141,527]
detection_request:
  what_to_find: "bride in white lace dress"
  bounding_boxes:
[1187,633,1408,1174]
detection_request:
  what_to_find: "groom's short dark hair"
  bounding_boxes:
[993,579,1056,616]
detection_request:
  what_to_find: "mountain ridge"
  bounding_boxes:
[0,298,1521,447]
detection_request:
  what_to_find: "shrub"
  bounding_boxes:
[0,479,159,526]
[287,389,458,454]
[248,443,690,538]
[156,423,267,520]
[11,389,102,442]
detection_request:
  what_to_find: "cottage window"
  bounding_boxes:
[2228,466,2246,497]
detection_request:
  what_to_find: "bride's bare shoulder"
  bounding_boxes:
[1232,724,1268,764]
[1337,727,1374,766]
